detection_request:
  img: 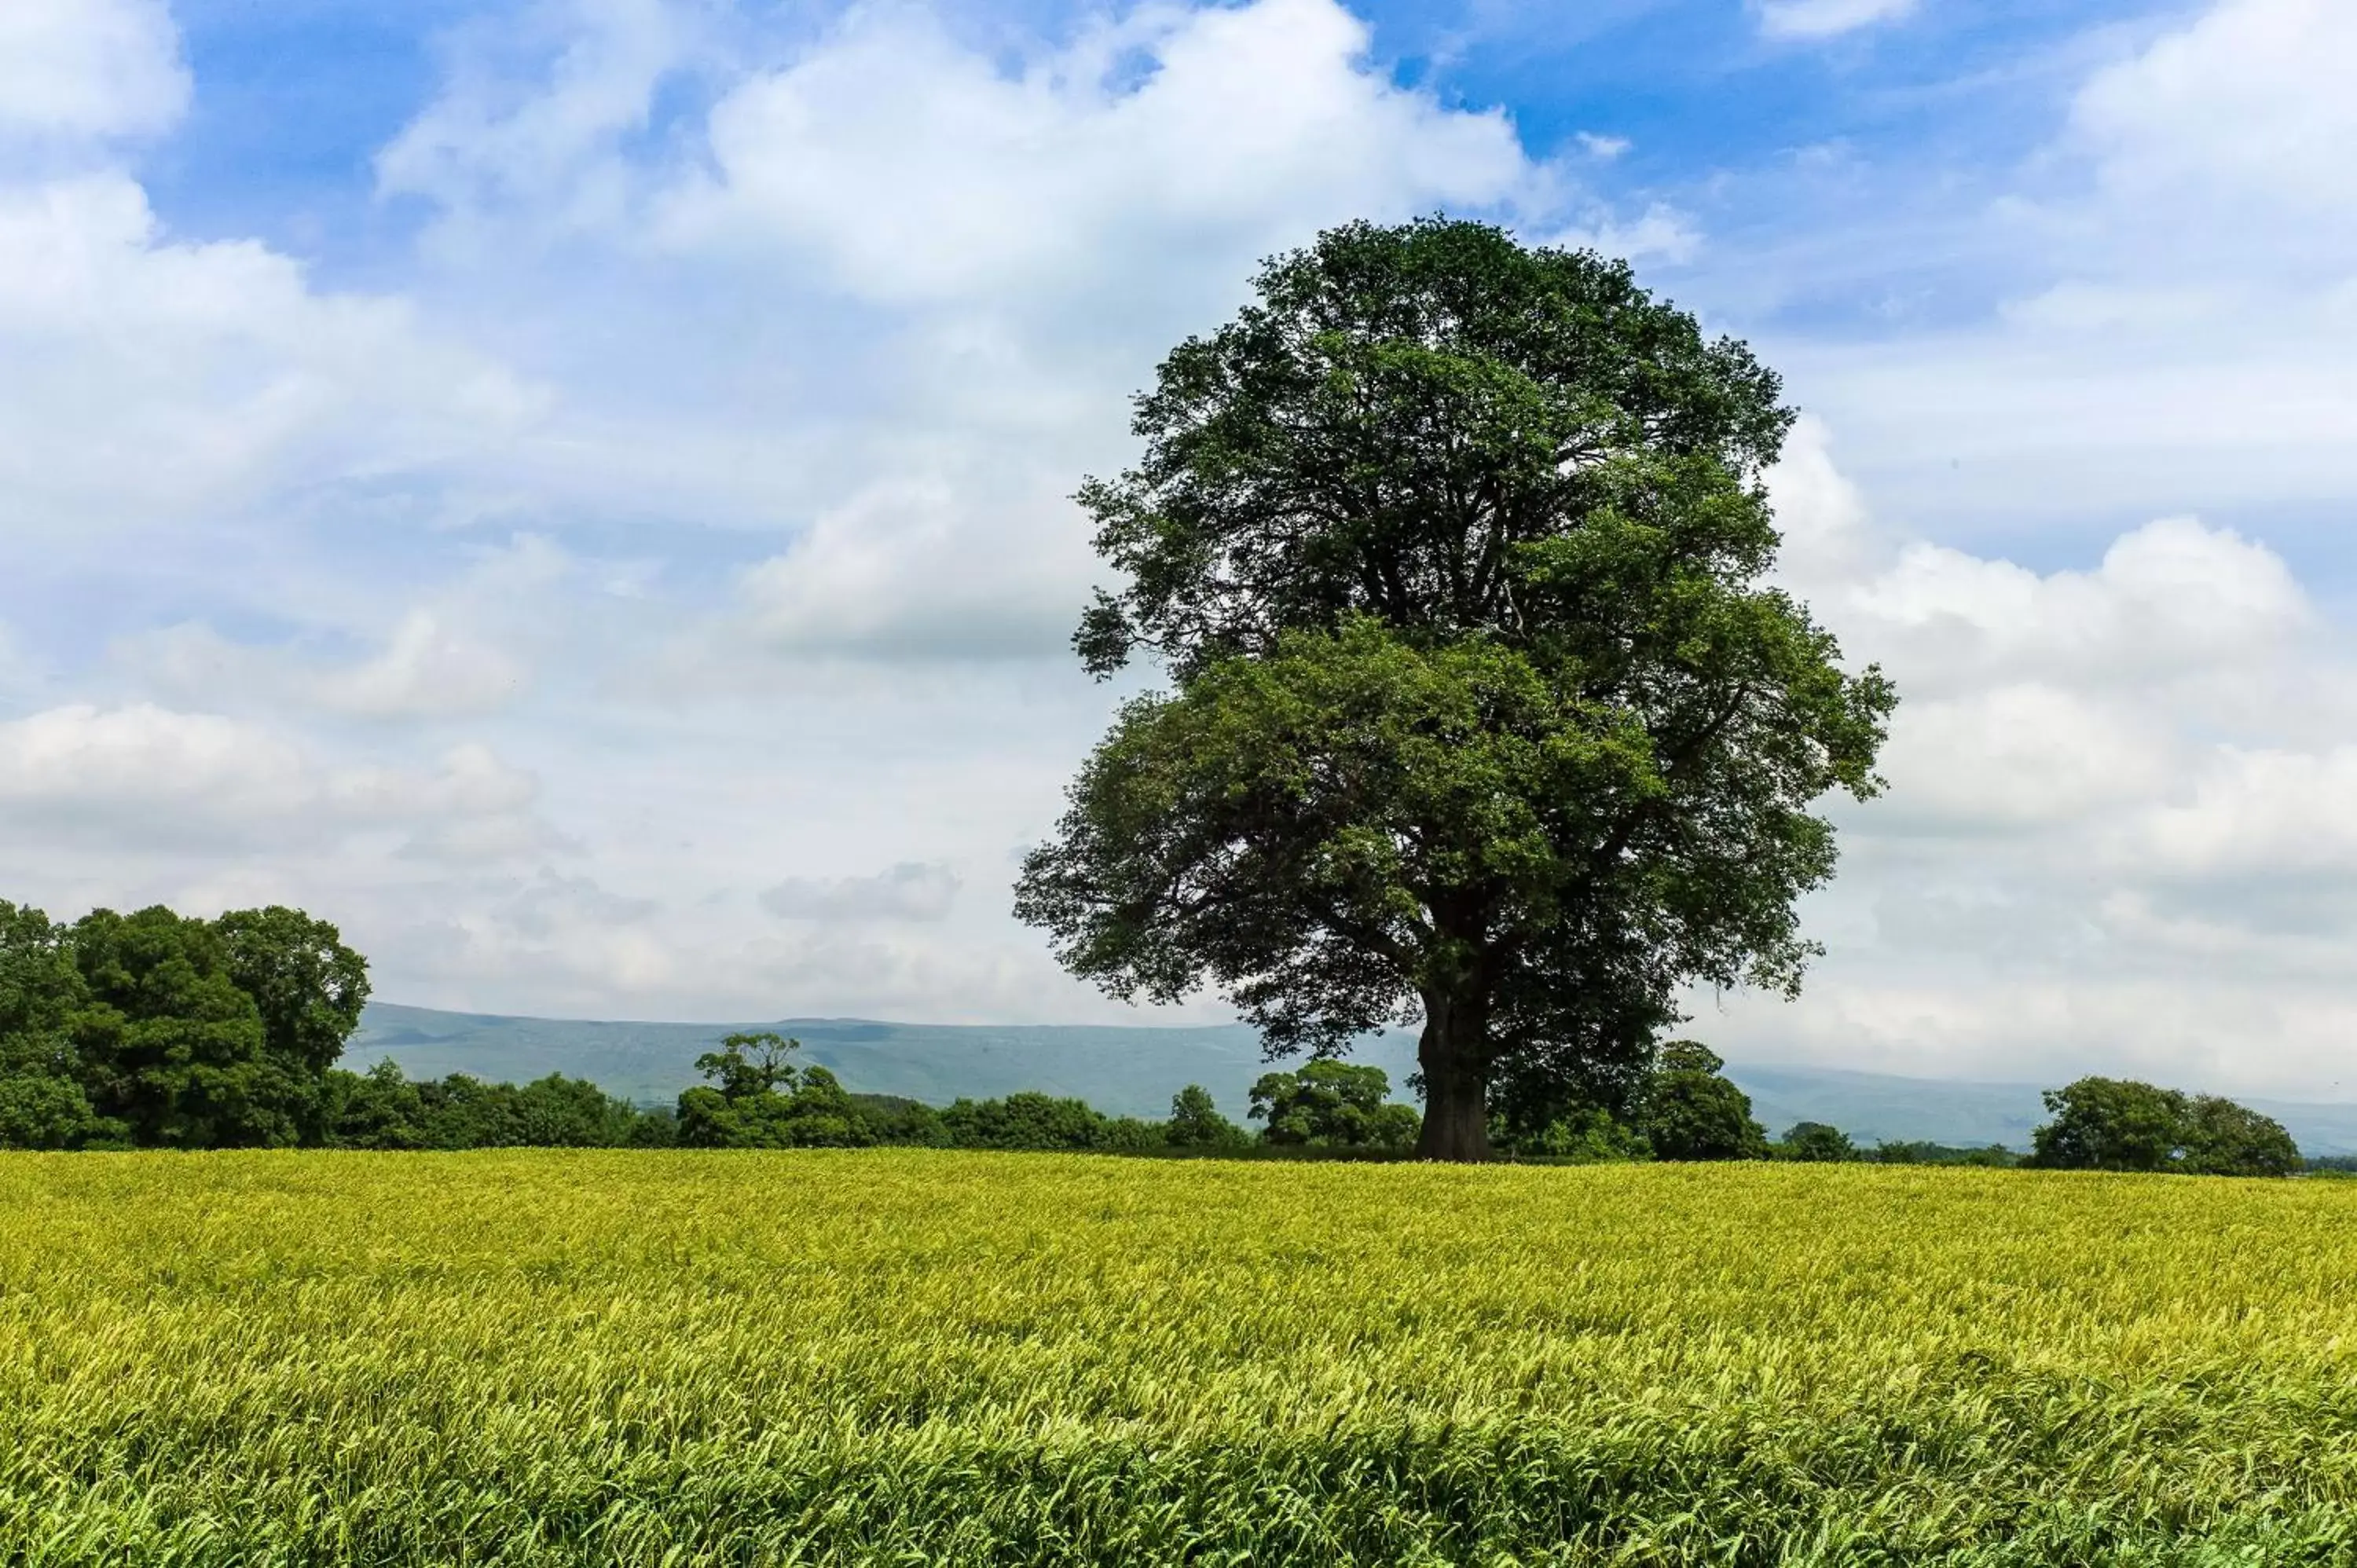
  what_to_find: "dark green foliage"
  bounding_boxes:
[0,901,115,1149]
[1248,1061,1420,1152]
[0,899,371,1151]
[2031,1078,2186,1172]
[1489,1103,1651,1161]
[1776,1122,1856,1162]
[324,1061,657,1149]
[624,1105,680,1147]
[1868,1140,2021,1167]
[676,1034,874,1149]
[2180,1094,2302,1178]
[0,902,88,1079]
[1640,1041,1767,1161]
[67,907,299,1148]
[1164,1083,1251,1149]
[1017,218,1894,1160]
[0,1072,108,1150]
[849,1094,948,1148]
[322,1060,428,1149]
[213,906,370,1139]
[2030,1076,2300,1177]
[937,1090,1153,1152]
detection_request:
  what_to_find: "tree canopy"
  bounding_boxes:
[1017,218,1893,1159]
[2029,1077,2300,1177]
[1248,1061,1419,1152]
[0,901,371,1150]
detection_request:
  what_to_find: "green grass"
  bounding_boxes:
[5,1152,2356,1565]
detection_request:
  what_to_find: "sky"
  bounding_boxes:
[3,0,2355,1097]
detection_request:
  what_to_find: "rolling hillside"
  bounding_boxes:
[350,1003,2357,1154]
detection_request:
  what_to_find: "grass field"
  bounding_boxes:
[4,1153,2356,1566]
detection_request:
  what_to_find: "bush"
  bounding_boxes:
[1776,1122,1856,1163]
[1869,1140,2020,1167]
[1248,1062,1418,1152]
[939,1090,1128,1152]
[1164,1085,1251,1150]
[0,1074,114,1150]
[850,1094,948,1147]
[1490,1104,1650,1161]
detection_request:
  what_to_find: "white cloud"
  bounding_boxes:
[1706,421,2357,1097]
[1876,684,2175,830]
[2132,747,2357,879]
[657,0,1533,305]
[377,0,696,236]
[0,705,555,856]
[0,175,544,534]
[126,612,531,720]
[1757,0,1917,42]
[762,862,962,922]
[0,0,187,141]
[1767,0,2357,533]
[1838,517,2307,694]
[1545,201,1699,266]
[724,478,1084,662]
[2069,0,2357,222]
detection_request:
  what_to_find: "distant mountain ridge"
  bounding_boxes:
[350,1002,2357,1156]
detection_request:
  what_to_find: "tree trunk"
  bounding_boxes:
[1414,990,1494,1162]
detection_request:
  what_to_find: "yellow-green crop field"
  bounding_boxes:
[5,1152,2357,1566]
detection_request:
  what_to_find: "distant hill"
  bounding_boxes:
[349,1003,2357,1155]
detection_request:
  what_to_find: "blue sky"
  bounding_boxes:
[3,0,2355,1096]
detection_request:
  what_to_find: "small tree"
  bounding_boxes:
[678,1032,872,1148]
[694,1032,805,1099]
[1778,1121,1856,1163]
[1640,1041,1766,1160]
[1164,1083,1249,1149]
[1248,1061,1419,1151]
[1489,1102,1650,1161]
[0,1073,107,1151]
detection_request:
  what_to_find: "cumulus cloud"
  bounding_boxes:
[0,0,188,141]
[658,0,1532,306]
[0,174,544,535]
[0,705,555,856]
[1697,416,2357,1096]
[762,863,962,922]
[2069,0,2357,223]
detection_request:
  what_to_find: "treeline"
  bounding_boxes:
[0,899,2315,1174]
[313,1039,1403,1155]
[1489,1046,2302,1176]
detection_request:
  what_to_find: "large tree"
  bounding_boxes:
[1017,218,1893,1160]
